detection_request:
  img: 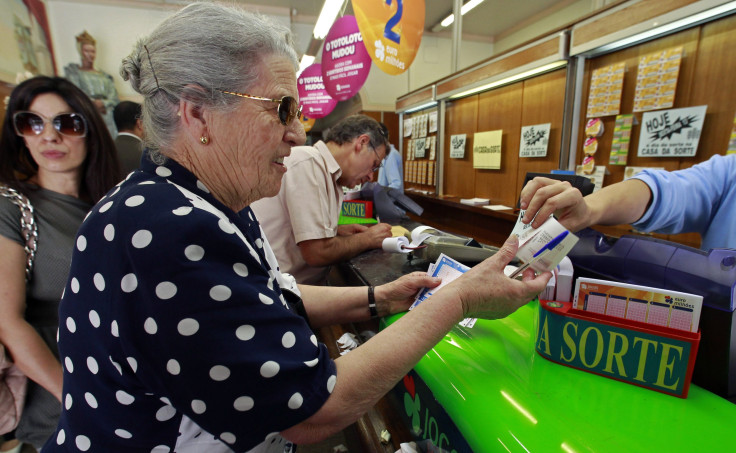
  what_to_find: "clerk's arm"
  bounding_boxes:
[298,222,392,267]
[519,177,653,231]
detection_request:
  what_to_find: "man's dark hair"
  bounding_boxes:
[113,101,142,131]
[324,114,387,151]
[379,122,390,142]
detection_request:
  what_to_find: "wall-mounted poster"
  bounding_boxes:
[637,105,707,157]
[473,130,502,169]
[450,134,466,158]
[1,0,57,82]
[609,114,634,165]
[519,123,550,158]
[633,46,683,112]
[321,15,372,101]
[428,111,437,133]
[414,137,426,158]
[403,117,413,137]
[586,62,625,118]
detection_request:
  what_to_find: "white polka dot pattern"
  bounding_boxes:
[209,285,231,301]
[89,310,100,328]
[177,319,199,336]
[121,274,138,293]
[75,435,91,451]
[235,325,255,341]
[131,230,152,248]
[166,359,180,375]
[87,357,99,374]
[155,282,177,300]
[52,163,337,452]
[184,245,204,261]
[104,224,115,241]
[233,396,254,412]
[144,318,158,334]
[209,365,230,381]
[287,393,303,409]
[93,273,105,291]
[191,399,206,414]
[260,361,280,378]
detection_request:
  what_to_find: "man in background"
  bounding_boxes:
[377,122,404,191]
[252,115,392,285]
[112,101,144,176]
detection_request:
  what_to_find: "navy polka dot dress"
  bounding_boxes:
[43,158,337,452]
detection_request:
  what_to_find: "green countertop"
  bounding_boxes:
[382,299,736,452]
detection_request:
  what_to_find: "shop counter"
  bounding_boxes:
[332,240,736,452]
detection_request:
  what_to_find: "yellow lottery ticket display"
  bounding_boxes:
[352,0,424,75]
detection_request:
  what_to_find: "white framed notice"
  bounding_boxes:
[637,105,707,157]
[450,134,466,158]
[414,138,427,158]
[519,123,551,158]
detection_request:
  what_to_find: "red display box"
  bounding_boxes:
[536,300,700,398]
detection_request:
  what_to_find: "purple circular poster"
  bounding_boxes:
[297,63,337,119]
[321,15,372,101]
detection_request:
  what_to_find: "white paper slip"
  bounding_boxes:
[483,204,513,211]
[460,197,489,206]
[510,212,579,273]
[410,253,476,327]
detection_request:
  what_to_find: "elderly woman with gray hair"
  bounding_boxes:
[44,3,549,452]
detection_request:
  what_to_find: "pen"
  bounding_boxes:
[509,231,569,279]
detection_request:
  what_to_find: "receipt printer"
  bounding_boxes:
[568,228,736,400]
[411,233,500,264]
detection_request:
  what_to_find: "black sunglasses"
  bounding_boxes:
[13,111,88,138]
[218,89,302,126]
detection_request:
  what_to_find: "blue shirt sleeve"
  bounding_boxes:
[631,154,736,250]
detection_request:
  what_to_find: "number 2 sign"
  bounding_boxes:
[351,0,425,75]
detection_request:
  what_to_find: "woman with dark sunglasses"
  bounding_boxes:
[44,4,549,453]
[0,76,120,451]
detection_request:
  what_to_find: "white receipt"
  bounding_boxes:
[410,225,437,245]
[510,212,579,272]
[382,226,439,254]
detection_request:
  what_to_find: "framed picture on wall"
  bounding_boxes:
[0,0,57,83]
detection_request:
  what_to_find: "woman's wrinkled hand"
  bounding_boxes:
[442,234,551,320]
[375,272,442,316]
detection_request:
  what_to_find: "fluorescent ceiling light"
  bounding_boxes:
[313,0,346,39]
[449,60,567,99]
[440,0,485,27]
[404,101,437,114]
[590,1,736,55]
[297,55,315,77]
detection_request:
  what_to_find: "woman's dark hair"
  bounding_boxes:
[0,76,120,202]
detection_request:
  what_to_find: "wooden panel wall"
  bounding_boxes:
[442,68,566,206]
[443,97,478,198]
[576,13,736,247]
